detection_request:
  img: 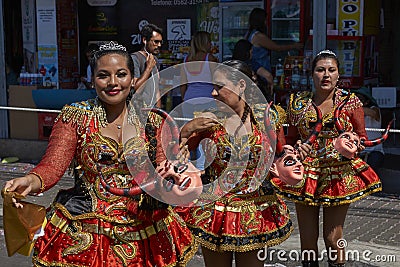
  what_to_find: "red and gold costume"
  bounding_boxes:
[176,104,293,252]
[29,99,196,267]
[271,89,382,206]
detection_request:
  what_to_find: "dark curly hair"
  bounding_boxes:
[89,42,134,78]
[140,23,163,42]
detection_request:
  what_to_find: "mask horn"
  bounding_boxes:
[98,169,156,197]
[303,101,323,145]
[334,91,351,134]
[264,102,284,157]
[361,118,394,147]
[143,107,189,173]
[142,107,181,157]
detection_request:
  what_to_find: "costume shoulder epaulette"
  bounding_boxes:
[289,91,312,112]
[271,104,286,130]
[252,103,286,131]
[55,98,107,131]
[286,91,312,126]
[336,88,362,111]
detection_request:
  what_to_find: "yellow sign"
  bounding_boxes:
[337,0,364,36]
[337,38,362,77]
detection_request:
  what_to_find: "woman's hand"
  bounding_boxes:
[2,174,42,208]
[145,53,157,71]
[181,115,220,140]
[295,140,312,161]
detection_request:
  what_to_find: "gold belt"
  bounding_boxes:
[49,212,174,242]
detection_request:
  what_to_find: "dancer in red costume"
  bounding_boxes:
[2,41,198,267]
[176,60,292,267]
[271,50,382,267]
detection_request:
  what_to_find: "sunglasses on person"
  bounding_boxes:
[151,39,163,45]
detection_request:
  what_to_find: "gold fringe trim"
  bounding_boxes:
[176,239,200,267]
[276,181,382,207]
[55,98,107,132]
[195,223,293,253]
[148,111,163,128]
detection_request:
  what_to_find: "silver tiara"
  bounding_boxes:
[316,49,336,57]
[99,41,126,51]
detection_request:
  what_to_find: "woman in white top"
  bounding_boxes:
[180,31,218,170]
[181,31,218,104]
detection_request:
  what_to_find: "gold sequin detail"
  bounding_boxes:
[112,243,137,267]
[62,221,93,256]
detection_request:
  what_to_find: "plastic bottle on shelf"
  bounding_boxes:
[19,66,26,85]
[234,12,240,28]
[309,75,314,91]
[302,56,310,72]
[275,57,284,88]
[300,69,308,90]
[291,59,300,90]
[273,76,279,87]
[240,11,247,28]
[275,57,284,77]
[26,73,32,86]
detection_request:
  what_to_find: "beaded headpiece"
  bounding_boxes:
[316,49,336,57]
[99,41,126,51]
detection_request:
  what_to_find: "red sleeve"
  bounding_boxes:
[29,120,77,193]
[349,106,367,139]
[285,125,300,146]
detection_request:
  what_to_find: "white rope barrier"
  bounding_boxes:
[0,106,61,113]
[1,105,399,133]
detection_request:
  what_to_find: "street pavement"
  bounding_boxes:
[0,163,399,267]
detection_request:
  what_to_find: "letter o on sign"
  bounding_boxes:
[342,4,358,13]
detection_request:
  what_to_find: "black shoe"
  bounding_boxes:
[302,260,319,267]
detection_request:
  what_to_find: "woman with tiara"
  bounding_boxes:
[271,50,382,267]
[2,41,198,267]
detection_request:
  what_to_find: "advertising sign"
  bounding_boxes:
[21,0,37,73]
[36,0,58,87]
[38,45,58,88]
[197,2,219,56]
[167,19,191,53]
[337,0,364,36]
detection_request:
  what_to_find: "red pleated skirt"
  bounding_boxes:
[175,187,293,253]
[271,158,382,206]
[33,207,197,267]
